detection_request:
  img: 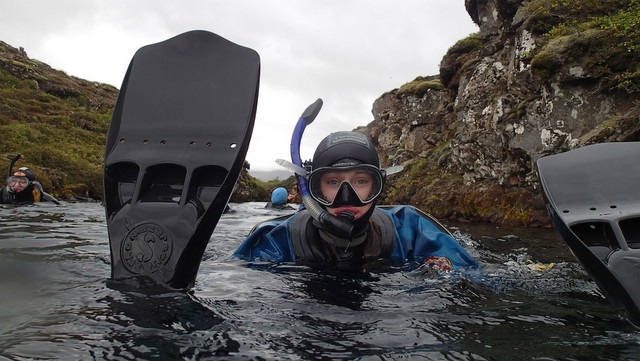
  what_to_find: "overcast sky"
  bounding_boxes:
[1,1,478,172]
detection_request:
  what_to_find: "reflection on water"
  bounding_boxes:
[1,202,639,360]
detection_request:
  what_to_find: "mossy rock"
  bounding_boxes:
[397,77,444,97]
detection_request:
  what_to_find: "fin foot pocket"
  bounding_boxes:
[570,222,618,262]
[619,218,640,249]
[104,162,140,218]
[187,165,228,205]
[139,164,186,203]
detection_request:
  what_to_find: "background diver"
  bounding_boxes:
[1,154,59,205]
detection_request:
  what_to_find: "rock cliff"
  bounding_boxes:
[367,0,640,226]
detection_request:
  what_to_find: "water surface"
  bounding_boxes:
[0,202,638,360]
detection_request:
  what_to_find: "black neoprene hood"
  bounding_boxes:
[312,131,380,169]
[14,167,35,181]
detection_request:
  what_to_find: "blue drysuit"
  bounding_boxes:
[232,205,478,270]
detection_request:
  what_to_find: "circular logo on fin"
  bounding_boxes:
[121,223,172,275]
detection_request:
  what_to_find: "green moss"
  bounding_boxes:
[615,68,640,92]
[496,202,530,223]
[397,77,444,97]
[514,99,529,119]
[379,152,545,225]
[447,33,484,55]
[523,0,630,35]
[523,0,640,90]
[530,39,569,76]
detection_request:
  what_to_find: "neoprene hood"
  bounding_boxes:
[312,131,380,169]
[271,187,288,204]
[14,167,35,181]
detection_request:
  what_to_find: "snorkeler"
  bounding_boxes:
[1,155,59,205]
[232,131,478,272]
[265,187,296,210]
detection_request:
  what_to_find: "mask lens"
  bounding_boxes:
[8,176,29,187]
[308,165,383,206]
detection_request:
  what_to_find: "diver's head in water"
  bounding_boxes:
[7,167,36,193]
[308,131,385,236]
[271,187,289,205]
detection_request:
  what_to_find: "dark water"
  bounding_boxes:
[1,202,639,360]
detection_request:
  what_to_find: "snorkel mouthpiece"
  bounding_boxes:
[303,194,354,239]
[337,210,356,220]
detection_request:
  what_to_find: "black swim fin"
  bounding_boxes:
[104,30,260,289]
[537,142,640,326]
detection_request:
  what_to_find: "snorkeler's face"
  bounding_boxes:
[8,175,29,192]
[318,169,375,204]
[317,169,375,220]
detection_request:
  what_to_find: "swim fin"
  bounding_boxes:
[537,142,640,325]
[104,30,260,289]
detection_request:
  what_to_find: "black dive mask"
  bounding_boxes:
[7,176,30,193]
[330,181,366,208]
[308,165,384,207]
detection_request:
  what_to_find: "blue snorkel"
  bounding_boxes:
[288,99,355,239]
